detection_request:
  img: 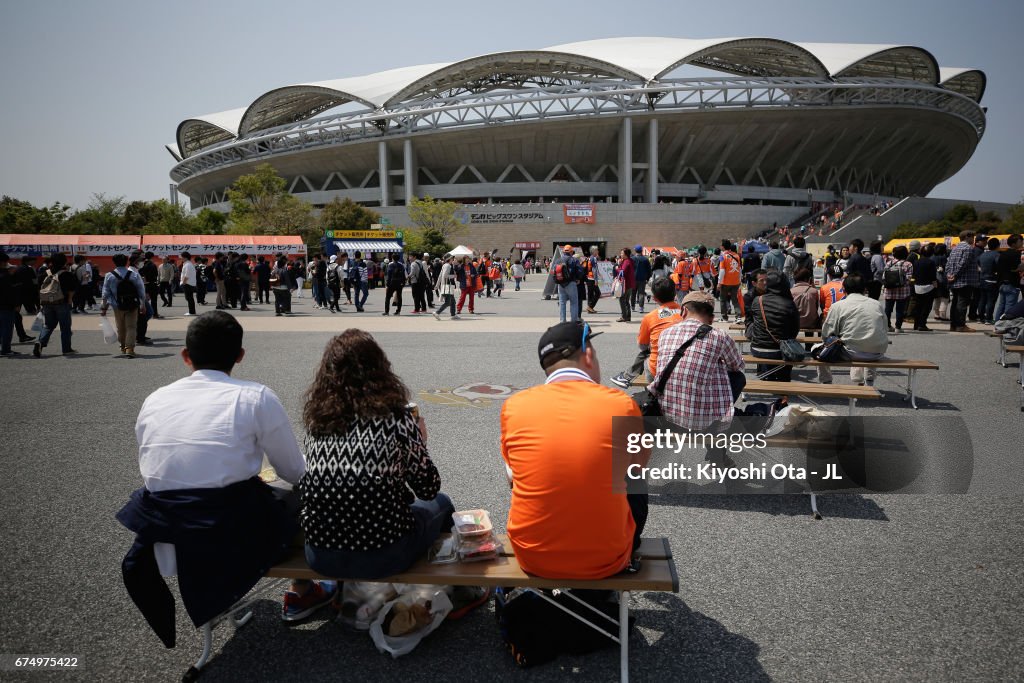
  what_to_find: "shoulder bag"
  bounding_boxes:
[632,324,713,417]
[759,297,806,361]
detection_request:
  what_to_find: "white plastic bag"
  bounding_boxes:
[369,588,453,658]
[99,316,118,344]
[338,582,397,631]
[31,312,44,333]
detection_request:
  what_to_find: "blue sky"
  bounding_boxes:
[1,0,1021,210]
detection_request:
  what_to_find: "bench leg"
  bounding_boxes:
[903,369,918,410]
[999,337,1006,367]
[847,397,856,417]
[182,623,213,682]
[809,493,822,520]
[620,591,630,683]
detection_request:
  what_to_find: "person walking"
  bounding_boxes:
[157,257,175,308]
[455,256,477,315]
[270,257,292,316]
[100,253,147,358]
[33,252,78,357]
[383,255,406,315]
[614,247,635,322]
[408,253,426,313]
[432,253,458,320]
[553,245,580,323]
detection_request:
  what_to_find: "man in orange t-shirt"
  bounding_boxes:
[819,271,847,319]
[610,278,684,387]
[717,239,745,322]
[500,321,647,580]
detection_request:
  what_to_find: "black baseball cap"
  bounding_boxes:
[537,321,602,369]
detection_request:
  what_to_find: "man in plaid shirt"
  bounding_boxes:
[945,229,980,332]
[653,291,745,430]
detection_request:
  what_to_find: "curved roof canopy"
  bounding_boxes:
[175,38,984,158]
[237,63,450,137]
[384,51,644,106]
[939,67,986,102]
[798,42,939,83]
[176,108,246,159]
[546,37,828,80]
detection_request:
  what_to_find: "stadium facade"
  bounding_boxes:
[168,37,987,250]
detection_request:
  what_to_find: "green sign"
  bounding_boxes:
[381,217,392,225]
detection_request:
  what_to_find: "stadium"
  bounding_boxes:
[168,37,990,250]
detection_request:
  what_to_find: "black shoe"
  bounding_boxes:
[240,307,250,311]
[382,312,389,316]
[276,312,282,316]
[0,350,18,356]
[32,343,41,357]
[62,349,78,355]
[18,336,35,343]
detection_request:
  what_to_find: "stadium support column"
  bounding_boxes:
[618,116,632,204]
[403,139,416,204]
[646,119,658,203]
[378,141,390,207]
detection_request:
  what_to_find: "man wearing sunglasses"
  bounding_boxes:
[500,321,647,581]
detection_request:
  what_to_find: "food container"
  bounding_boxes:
[451,509,492,537]
[456,532,499,563]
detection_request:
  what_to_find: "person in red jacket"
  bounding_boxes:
[614,247,636,322]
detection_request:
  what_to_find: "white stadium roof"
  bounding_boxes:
[175,37,985,158]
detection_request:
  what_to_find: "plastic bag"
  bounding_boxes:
[99,316,118,344]
[784,405,837,440]
[369,588,453,658]
[31,312,44,333]
[337,582,397,631]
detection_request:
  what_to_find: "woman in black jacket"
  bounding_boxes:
[912,244,939,331]
[748,272,800,381]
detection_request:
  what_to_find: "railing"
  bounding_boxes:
[171,77,986,183]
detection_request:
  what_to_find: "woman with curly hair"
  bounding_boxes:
[281,329,454,621]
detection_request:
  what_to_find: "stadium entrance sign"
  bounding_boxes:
[467,211,545,224]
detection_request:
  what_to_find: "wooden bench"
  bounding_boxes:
[729,323,820,333]
[630,376,880,415]
[741,355,938,409]
[192,534,677,682]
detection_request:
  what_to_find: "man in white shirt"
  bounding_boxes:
[821,274,888,386]
[179,251,198,317]
[119,311,330,645]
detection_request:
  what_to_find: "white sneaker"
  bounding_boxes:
[432,311,441,320]
[183,313,193,317]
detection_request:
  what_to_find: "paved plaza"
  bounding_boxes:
[1,283,1022,681]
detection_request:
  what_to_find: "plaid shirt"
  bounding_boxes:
[945,242,979,289]
[882,257,914,300]
[652,319,745,431]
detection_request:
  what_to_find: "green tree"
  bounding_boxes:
[62,193,126,234]
[406,195,465,244]
[319,197,380,231]
[0,196,70,232]
[944,203,978,224]
[401,226,452,257]
[140,200,196,235]
[193,208,228,234]
[226,163,315,242]
[1003,199,1024,232]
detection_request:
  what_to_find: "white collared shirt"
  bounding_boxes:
[544,367,594,384]
[136,370,305,491]
[180,260,196,286]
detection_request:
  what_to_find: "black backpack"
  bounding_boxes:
[883,262,907,289]
[113,271,141,311]
[327,264,340,285]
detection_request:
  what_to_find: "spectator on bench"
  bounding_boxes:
[501,321,647,579]
[287,329,454,616]
[610,277,684,388]
[820,274,888,386]
[653,291,746,431]
[116,311,309,647]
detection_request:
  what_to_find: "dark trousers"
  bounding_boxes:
[385,285,403,314]
[146,287,160,318]
[305,493,455,580]
[342,280,353,304]
[226,280,239,307]
[950,286,975,329]
[272,288,291,314]
[867,280,883,300]
[13,307,29,340]
[196,280,207,305]
[914,290,935,329]
[751,348,792,382]
[158,282,173,307]
[484,277,492,297]
[183,285,196,315]
[977,282,998,322]
[586,280,600,308]
[0,309,13,353]
[38,303,73,353]
[626,492,648,552]
[618,289,633,321]
[411,281,427,312]
[436,293,456,317]
[884,297,908,329]
[136,302,150,343]
[576,282,586,319]
[258,282,270,304]
[631,279,648,310]
[425,281,434,307]
[328,282,341,311]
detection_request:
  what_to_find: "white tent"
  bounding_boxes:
[447,245,475,257]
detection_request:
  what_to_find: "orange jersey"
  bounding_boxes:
[501,381,640,579]
[719,251,741,286]
[638,302,684,375]
[673,259,695,291]
[820,281,847,318]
